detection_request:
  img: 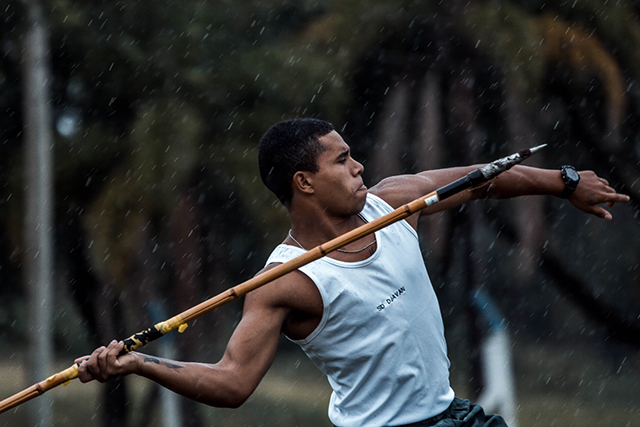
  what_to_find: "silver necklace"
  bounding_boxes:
[287,214,376,254]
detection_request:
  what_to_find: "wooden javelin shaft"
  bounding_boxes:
[0,144,545,415]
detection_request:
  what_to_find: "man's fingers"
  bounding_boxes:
[77,347,103,383]
[76,362,91,383]
[584,189,629,206]
[106,340,124,371]
[571,170,628,220]
[589,205,612,220]
[86,346,105,381]
[97,341,117,381]
[76,341,126,383]
[75,356,90,383]
[74,356,89,365]
[598,193,629,210]
[75,340,130,383]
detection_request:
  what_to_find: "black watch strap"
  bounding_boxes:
[560,165,580,198]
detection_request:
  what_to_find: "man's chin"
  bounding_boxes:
[355,193,368,212]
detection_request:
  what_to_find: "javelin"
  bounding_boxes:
[0,143,546,414]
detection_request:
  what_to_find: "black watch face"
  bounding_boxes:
[566,168,579,181]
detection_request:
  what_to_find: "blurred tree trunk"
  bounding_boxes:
[87,222,129,425]
[503,83,545,295]
[94,282,129,427]
[21,0,54,425]
[416,72,449,264]
[369,79,410,183]
[65,223,131,427]
[448,68,485,398]
[172,189,204,427]
[134,219,181,427]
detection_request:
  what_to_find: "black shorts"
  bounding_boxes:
[397,398,508,427]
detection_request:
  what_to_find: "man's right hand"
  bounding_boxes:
[75,340,140,383]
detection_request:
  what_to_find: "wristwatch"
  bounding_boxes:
[559,165,580,198]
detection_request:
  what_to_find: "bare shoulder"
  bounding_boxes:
[245,262,323,340]
[245,263,322,316]
[370,174,436,209]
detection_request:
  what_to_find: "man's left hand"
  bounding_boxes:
[568,170,630,220]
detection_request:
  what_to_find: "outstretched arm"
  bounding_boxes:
[76,277,289,408]
[370,165,629,228]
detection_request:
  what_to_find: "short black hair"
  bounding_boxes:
[258,118,334,206]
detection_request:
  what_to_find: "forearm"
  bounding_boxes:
[134,353,249,408]
[77,292,287,408]
[475,165,564,200]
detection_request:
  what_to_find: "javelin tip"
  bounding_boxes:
[529,144,547,155]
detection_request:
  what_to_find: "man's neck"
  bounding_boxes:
[288,208,362,247]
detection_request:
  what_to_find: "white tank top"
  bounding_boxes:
[265,193,454,426]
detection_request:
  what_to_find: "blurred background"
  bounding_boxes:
[1,0,639,426]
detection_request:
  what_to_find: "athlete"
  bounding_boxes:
[77,118,629,426]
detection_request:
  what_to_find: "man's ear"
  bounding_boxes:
[293,171,314,195]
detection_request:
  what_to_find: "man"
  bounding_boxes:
[78,118,629,426]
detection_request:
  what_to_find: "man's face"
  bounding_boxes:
[309,130,367,216]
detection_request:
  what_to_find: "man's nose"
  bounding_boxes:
[353,159,364,176]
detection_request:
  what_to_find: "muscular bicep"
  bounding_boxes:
[130,286,289,408]
[218,285,288,399]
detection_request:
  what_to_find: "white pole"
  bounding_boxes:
[474,291,518,426]
[22,0,55,425]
